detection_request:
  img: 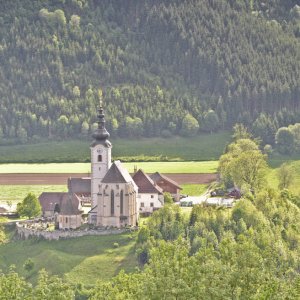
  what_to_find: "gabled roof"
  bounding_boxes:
[39,192,83,215]
[68,177,91,194]
[102,161,137,190]
[132,169,163,194]
[150,172,182,189]
[60,193,83,215]
[39,192,67,211]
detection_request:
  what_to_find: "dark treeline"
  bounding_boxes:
[0,0,300,142]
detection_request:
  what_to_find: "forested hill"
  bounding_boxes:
[1,0,300,142]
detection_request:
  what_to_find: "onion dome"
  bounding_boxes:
[91,102,111,147]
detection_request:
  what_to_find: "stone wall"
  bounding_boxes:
[16,222,135,241]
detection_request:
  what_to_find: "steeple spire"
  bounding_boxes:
[92,101,110,143]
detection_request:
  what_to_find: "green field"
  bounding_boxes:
[266,160,300,195]
[0,132,230,163]
[0,161,218,174]
[0,185,67,204]
[181,184,208,196]
[0,232,137,285]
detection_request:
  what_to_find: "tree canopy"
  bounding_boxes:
[17,193,41,219]
[0,0,299,142]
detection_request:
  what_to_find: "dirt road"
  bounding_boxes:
[0,173,217,185]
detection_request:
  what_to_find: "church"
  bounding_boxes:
[87,104,138,227]
[39,103,181,229]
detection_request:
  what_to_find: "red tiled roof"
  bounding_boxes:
[132,169,163,194]
[150,172,182,189]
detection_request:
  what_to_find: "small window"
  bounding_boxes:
[150,202,154,207]
[151,195,154,198]
[98,155,102,162]
[141,202,144,207]
[65,217,68,223]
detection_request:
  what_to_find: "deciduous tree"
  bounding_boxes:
[17,193,41,219]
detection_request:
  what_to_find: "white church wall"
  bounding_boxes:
[97,183,138,228]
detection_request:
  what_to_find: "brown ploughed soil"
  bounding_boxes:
[0,173,217,185]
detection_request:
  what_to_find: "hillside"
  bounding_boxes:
[0,0,300,143]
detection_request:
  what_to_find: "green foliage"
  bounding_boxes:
[94,189,300,298]
[252,113,277,145]
[276,127,295,154]
[289,123,300,151]
[0,266,32,300]
[16,193,41,219]
[112,242,119,248]
[277,162,295,189]
[232,123,252,141]
[23,259,34,272]
[1,1,299,142]
[163,192,173,204]
[0,267,74,299]
[202,110,219,133]
[219,138,267,192]
[180,114,199,137]
[34,269,74,300]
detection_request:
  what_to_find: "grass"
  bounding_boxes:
[266,160,300,195]
[0,161,218,174]
[0,132,231,163]
[268,152,300,168]
[181,184,208,196]
[0,185,67,204]
[0,163,91,174]
[0,232,137,285]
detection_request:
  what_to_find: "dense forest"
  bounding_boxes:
[0,0,300,143]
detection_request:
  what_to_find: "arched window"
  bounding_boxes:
[98,155,102,162]
[120,190,124,215]
[111,190,114,215]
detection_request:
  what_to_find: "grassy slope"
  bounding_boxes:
[267,160,300,195]
[0,232,137,285]
[0,161,218,174]
[0,132,230,163]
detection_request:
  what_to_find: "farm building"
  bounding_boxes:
[150,172,182,201]
[132,169,164,214]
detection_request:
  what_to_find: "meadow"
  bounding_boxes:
[266,160,300,195]
[0,132,231,163]
[0,184,209,204]
[0,185,67,204]
[181,184,208,196]
[0,161,219,174]
[0,232,137,285]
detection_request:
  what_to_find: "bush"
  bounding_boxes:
[113,242,119,248]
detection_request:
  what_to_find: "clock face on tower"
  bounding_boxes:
[97,148,103,154]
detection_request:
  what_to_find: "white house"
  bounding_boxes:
[132,169,164,213]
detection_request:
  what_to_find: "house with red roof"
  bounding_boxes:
[132,169,164,213]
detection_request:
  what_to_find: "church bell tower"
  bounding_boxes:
[90,102,112,208]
